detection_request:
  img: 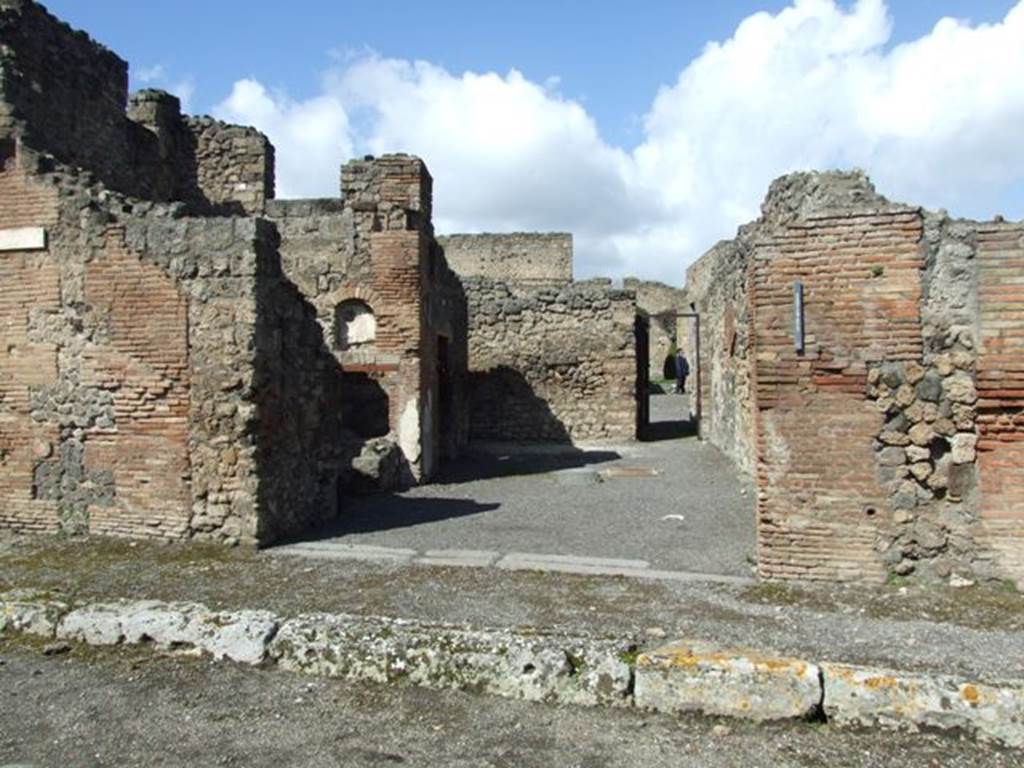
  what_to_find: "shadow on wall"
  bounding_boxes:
[467,365,574,444]
[340,372,390,439]
[252,228,411,546]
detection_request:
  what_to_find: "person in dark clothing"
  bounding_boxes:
[674,350,690,393]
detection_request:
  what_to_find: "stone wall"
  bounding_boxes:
[184,116,275,215]
[0,2,273,213]
[439,233,573,284]
[682,240,755,475]
[464,277,637,443]
[0,0,133,194]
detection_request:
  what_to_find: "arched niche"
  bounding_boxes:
[335,299,376,351]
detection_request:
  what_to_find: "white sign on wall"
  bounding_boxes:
[0,227,47,252]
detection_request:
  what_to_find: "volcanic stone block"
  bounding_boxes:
[634,641,822,721]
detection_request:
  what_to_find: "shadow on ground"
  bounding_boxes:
[640,419,697,442]
[286,496,502,541]
[641,392,698,442]
[434,447,622,484]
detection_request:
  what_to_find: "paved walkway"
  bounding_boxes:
[287,394,757,577]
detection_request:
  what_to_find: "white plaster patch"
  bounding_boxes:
[0,227,47,252]
[399,399,421,468]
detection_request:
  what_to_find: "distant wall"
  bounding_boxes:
[464,278,637,442]
[439,233,573,284]
[624,278,687,383]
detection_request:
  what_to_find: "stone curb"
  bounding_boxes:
[2,591,1021,747]
[634,641,822,721]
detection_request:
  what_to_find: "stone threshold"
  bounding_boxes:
[2,590,1022,748]
[269,543,754,585]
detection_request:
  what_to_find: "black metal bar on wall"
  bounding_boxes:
[793,281,805,354]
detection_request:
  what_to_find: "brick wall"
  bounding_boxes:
[976,222,1024,583]
[751,206,924,582]
[0,176,61,532]
[79,230,191,538]
[0,138,273,543]
[439,233,573,284]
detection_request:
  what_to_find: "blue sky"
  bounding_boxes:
[43,1,1024,283]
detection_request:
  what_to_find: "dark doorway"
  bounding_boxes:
[634,315,650,436]
[437,335,453,456]
[341,372,390,438]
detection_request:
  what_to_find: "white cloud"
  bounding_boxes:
[211,0,1024,284]
[216,79,354,199]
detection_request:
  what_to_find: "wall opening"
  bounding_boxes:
[336,299,376,351]
[340,372,390,439]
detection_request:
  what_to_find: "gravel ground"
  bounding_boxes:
[1,638,1020,768]
[328,394,757,576]
[2,531,1022,683]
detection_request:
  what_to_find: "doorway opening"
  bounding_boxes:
[638,311,700,441]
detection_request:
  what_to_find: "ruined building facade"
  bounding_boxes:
[0,1,650,548]
[686,172,1024,587]
[0,0,468,545]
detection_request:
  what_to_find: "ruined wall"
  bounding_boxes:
[0,2,273,213]
[0,0,133,193]
[184,117,274,215]
[464,278,637,443]
[740,171,1024,586]
[682,241,755,475]
[623,278,687,383]
[439,233,573,284]
[0,144,266,543]
[265,155,467,483]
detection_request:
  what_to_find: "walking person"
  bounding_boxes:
[674,349,690,394]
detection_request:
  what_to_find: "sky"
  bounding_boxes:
[44,0,1024,284]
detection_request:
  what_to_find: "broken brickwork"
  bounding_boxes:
[0,1,466,545]
[689,171,1024,586]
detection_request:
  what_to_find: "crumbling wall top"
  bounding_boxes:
[759,170,912,227]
